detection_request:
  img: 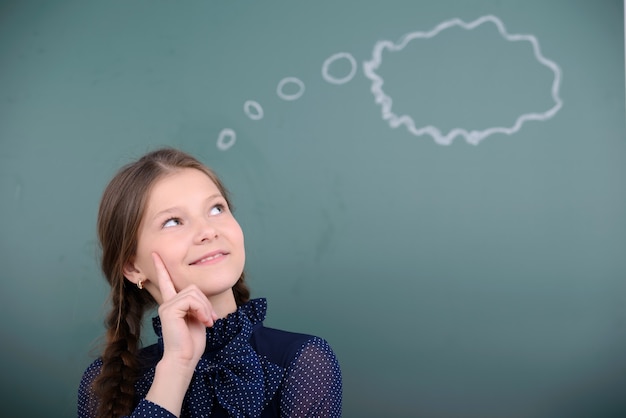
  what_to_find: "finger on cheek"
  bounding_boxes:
[152,252,178,301]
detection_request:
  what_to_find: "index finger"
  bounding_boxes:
[151,252,177,302]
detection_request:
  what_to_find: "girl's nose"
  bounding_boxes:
[194,219,218,243]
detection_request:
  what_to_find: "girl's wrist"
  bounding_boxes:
[144,358,196,417]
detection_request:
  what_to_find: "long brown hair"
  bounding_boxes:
[93,147,250,418]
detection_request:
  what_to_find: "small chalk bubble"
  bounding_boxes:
[322,52,357,85]
[244,100,264,120]
[277,77,305,101]
[217,128,236,151]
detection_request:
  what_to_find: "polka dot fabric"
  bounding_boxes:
[280,337,342,417]
[78,298,342,417]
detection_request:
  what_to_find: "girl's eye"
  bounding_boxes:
[210,204,225,216]
[162,218,182,228]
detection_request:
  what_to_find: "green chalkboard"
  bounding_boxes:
[1,0,625,416]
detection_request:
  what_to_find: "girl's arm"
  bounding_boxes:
[280,337,343,417]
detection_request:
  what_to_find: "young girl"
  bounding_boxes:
[78,148,342,418]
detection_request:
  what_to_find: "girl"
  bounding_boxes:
[78,148,342,417]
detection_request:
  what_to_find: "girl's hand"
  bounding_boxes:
[145,252,217,415]
[152,252,218,371]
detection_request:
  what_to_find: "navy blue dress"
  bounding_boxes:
[78,299,342,417]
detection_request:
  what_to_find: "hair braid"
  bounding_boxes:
[94,279,153,418]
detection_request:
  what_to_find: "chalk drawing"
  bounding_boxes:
[322,52,357,85]
[244,100,264,120]
[277,77,305,101]
[217,14,562,150]
[217,128,236,151]
[362,15,563,145]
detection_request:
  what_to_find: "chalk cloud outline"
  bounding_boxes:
[362,15,563,145]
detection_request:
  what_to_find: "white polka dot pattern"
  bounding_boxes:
[280,338,342,417]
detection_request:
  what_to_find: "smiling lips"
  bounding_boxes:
[190,251,228,265]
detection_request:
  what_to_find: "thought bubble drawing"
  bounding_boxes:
[217,14,563,150]
[362,15,563,145]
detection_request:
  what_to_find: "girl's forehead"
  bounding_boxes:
[146,169,221,207]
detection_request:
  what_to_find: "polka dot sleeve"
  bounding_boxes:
[128,400,177,418]
[77,359,175,418]
[77,359,102,418]
[280,337,342,417]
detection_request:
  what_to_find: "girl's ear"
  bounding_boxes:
[122,259,144,286]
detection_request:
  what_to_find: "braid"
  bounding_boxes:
[94,279,153,418]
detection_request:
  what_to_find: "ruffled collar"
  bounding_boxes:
[152,297,268,353]
[149,298,283,417]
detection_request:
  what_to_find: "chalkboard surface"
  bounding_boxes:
[1,1,625,417]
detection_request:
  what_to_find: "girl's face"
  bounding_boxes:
[125,168,245,304]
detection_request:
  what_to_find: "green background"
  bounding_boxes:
[1,1,625,417]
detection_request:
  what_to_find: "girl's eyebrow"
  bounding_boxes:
[206,193,223,201]
[151,207,181,223]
